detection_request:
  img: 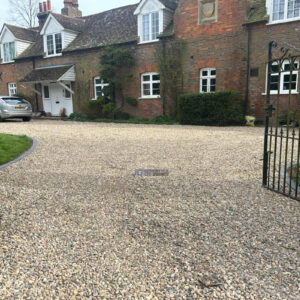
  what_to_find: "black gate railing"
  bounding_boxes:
[263,41,300,201]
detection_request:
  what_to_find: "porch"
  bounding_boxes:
[20,64,76,117]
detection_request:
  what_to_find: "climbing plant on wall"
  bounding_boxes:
[154,39,186,118]
[99,45,135,107]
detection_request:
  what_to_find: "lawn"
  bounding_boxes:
[0,133,31,165]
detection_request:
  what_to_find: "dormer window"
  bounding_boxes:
[46,33,62,56]
[134,0,178,45]
[2,42,15,63]
[142,12,159,42]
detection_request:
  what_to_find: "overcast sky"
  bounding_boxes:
[0,0,138,28]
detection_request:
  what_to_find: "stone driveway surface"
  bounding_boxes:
[0,120,299,299]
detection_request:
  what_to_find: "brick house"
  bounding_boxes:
[0,0,299,119]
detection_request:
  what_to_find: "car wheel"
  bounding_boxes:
[22,117,31,122]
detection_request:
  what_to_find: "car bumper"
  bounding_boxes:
[0,112,32,119]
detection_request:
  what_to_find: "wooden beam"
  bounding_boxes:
[58,81,74,94]
[20,84,41,96]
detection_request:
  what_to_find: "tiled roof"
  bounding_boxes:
[246,0,269,25]
[20,65,74,82]
[5,24,38,42]
[50,13,85,32]
[15,2,178,59]
[65,4,139,52]
[159,0,179,10]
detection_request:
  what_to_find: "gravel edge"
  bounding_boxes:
[0,136,37,170]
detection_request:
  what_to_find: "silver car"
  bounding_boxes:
[0,96,32,122]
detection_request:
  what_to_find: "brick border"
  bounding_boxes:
[0,137,37,170]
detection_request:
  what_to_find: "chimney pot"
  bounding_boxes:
[43,1,47,12]
[39,2,43,12]
[47,0,51,11]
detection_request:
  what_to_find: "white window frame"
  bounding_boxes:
[44,32,63,57]
[93,77,109,100]
[265,60,299,94]
[2,42,16,63]
[8,82,17,96]
[141,72,160,99]
[141,12,160,43]
[200,68,216,93]
[63,83,72,99]
[269,0,300,24]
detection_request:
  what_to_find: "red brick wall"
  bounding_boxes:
[0,45,162,119]
[248,20,300,118]
[174,0,248,95]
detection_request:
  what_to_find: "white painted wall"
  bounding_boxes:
[43,16,64,35]
[1,28,15,43]
[16,40,32,56]
[59,66,76,81]
[63,30,78,48]
[163,9,173,28]
[266,0,272,15]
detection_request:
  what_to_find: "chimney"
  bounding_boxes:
[37,0,52,29]
[61,0,82,18]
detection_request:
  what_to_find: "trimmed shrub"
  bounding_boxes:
[150,115,176,125]
[178,91,244,126]
[126,97,138,106]
[114,109,131,120]
[69,113,89,122]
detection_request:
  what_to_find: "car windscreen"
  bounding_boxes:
[2,98,27,105]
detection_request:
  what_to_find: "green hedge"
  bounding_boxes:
[178,91,244,126]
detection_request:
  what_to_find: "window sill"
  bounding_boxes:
[262,92,299,95]
[267,18,300,26]
[1,60,15,64]
[138,39,159,45]
[139,96,161,100]
[44,53,63,58]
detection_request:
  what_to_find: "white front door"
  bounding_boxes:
[42,82,73,117]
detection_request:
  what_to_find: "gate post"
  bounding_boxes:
[263,41,276,186]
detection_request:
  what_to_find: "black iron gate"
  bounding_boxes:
[263,41,300,201]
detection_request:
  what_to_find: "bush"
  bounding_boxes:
[178,91,244,126]
[69,113,89,122]
[102,103,115,117]
[150,115,176,125]
[126,97,138,106]
[87,99,103,118]
[114,109,131,120]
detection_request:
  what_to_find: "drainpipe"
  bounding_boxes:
[32,58,39,112]
[244,24,250,115]
[161,38,166,116]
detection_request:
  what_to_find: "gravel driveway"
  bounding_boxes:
[0,120,299,299]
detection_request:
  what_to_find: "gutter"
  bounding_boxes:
[32,57,40,112]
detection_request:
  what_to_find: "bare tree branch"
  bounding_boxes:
[8,0,39,28]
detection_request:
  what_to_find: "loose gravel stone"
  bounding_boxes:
[0,120,299,299]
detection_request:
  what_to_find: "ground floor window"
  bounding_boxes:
[8,82,17,96]
[200,68,216,93]
[63,84,72,99]
[43,85,50,99]
[267,60,299,94]
[141,73,160,98]
[94,77,109,99]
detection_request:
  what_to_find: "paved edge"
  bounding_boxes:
[0,136,37,170]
